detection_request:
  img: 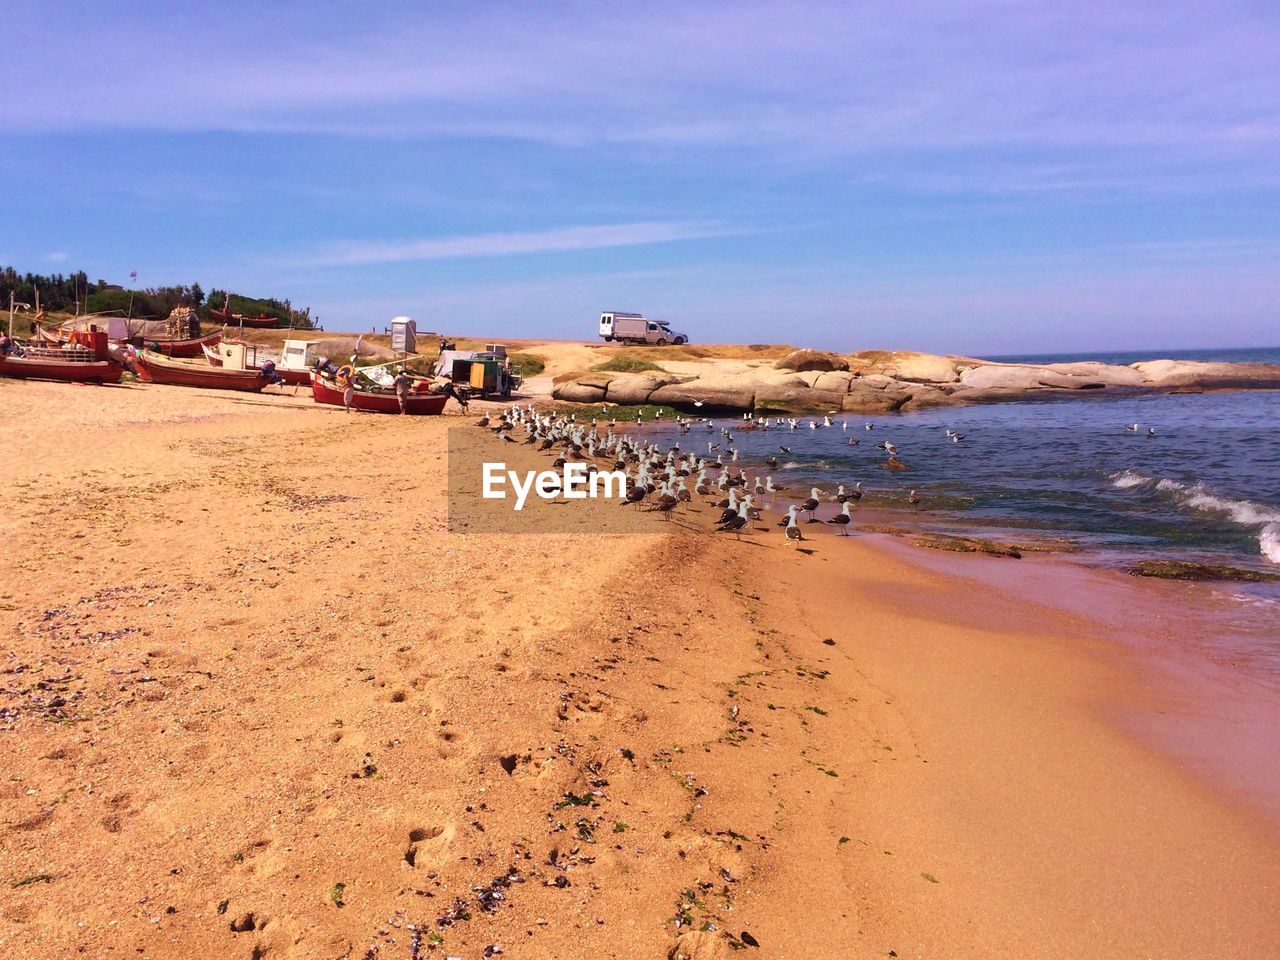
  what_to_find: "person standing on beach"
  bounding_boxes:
[393,367,414,415]
[336,363,356,412]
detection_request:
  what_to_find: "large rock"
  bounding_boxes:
[899,384,955,408]
[879,352,963,383]
[841,385,913,412]
[858,374,904,390]
[959,365,1108,392]
[812,370,856,393]
[649,382,755,411]
[754,370,809,388]
[1132,360,1280,389]
[774,349,849,372]
[552,380,609,403]
[604,373,683,404]
[1042,362,1146,387]
[754,384,847,414]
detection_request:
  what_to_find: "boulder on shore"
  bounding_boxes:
[648,381,756,411]
[774,349,849,372]
[605,373,684,405]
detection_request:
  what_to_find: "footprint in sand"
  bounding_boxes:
[404,824,454,868]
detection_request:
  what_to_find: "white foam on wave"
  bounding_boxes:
[1110,471,1280,564]
[1261,523,1280,565]
[1110,469,1152,489]
[1155,480,1280,526]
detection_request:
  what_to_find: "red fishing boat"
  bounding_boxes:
[311,373,448,414]
[133,348,269,391]
[0,330,123,383]
[141,330,224,357]
[277,366,312,387]
[42,324,222,358]
[208,307,279,329]
[0,350,123,384]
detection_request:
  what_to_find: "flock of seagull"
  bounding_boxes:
[474,404,1163,547]
[475,406,930,546]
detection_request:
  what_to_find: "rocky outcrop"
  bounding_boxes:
[648,380,757,411]
[1131,360,1280,390]
[548,350,1280,414]
[774,349,849,372]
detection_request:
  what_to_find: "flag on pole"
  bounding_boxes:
[130,271,137,281]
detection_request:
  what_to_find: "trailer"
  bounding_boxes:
[598,311,689,345]
[438,346,521,398]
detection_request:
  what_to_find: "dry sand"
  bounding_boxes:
[2,378,1277,959]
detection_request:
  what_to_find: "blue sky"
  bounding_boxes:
[3,1,1278,354]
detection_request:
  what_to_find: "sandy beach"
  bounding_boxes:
[2,379,1278,960]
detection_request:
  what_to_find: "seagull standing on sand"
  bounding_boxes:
[780,505,804,547]
[803,487,822,522]
[716,500,751,539]
[827,502,853,535]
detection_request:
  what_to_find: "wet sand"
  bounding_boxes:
[2,379,1277,959]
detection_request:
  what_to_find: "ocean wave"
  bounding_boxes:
[1110,471,1280,563]
[1262,523,1280,565]
[1110,469,1152,489]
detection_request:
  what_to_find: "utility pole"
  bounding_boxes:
[127,270,138,320]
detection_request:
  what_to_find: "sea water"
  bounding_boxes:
[650,348,1280,574]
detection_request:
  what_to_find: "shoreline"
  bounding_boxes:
[2,380,1277,958]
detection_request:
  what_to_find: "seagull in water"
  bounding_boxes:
[908,489,921,508]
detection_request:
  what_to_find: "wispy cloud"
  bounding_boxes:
[6,3,1278,168]
[47,251,70,263]
[299,221,741,267]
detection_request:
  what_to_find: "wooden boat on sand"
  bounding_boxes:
[139,330,224,357]
[1,329,123,383]
[0,349,123,384]
[133,348,269,391]
[208,307,279,329]
[311,372,448,414]
[41,324,222,358]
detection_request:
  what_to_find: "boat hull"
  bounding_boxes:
[279,367,312,387]
[133,349,268,391]
[44,325,221,358]
[0,354,123,383]
[146,332,223,357]
[209,308,279,329]
[311,374,448,414]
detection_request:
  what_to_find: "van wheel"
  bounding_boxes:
[674,336,686,344]
[656,338,668,346]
